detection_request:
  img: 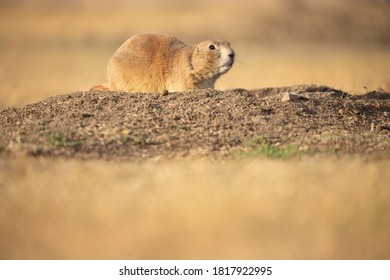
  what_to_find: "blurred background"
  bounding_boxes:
[0,0,389,107]
[1,1,390,260]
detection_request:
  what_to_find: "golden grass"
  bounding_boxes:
[225,45,390,92]
[0,157,389,259]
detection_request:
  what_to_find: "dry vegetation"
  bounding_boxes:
[0,0,389,259]
[1,157,389,259]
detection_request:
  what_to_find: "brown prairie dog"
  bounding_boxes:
[99,34,235,93]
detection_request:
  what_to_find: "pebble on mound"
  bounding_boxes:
[93,34,235,93]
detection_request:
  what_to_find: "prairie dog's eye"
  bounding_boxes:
[208,44,215,50]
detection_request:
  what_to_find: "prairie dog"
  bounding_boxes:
[100,34,235,93]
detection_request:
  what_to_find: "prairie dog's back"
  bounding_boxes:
[107,34,187,93]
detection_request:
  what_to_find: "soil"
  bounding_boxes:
[1,85,389,161]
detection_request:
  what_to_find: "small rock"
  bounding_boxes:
[281,92,300,102]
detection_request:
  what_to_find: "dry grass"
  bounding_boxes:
[1,157,389,259]
[1,1,390,260]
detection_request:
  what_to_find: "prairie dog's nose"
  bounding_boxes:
[229,51,235,59]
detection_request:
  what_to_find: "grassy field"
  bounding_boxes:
[1,157,389,259]
[0,0,390,259]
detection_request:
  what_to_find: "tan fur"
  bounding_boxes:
[94,34,235,93]
[380,73,390,93]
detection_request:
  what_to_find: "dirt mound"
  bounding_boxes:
[1,85,389,160]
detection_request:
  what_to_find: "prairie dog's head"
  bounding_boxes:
[192,40,235,79]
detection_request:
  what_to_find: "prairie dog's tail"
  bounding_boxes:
[90,84,110,91]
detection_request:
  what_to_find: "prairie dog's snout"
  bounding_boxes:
[218,43,235,74]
